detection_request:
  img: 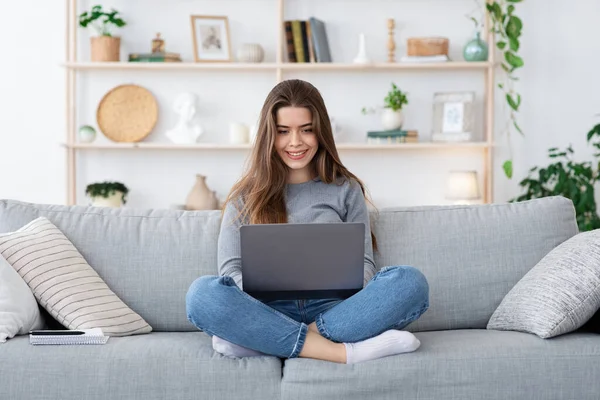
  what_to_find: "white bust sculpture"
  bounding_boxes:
[166,92,203,144]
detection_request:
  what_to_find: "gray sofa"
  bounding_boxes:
[1,196,598,400]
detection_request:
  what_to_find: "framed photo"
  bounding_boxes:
[431,92,475,142]
[191,15,232,62]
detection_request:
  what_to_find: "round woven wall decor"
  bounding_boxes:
[96,84,158,142]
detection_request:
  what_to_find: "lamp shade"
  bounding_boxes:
[445,170,481,200]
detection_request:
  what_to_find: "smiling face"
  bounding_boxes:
[275,106,319,184]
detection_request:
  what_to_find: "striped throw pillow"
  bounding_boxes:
[0,217,152,336]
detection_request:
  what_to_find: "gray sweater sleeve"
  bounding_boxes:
[345,180,377,285]
[217,200,244,289]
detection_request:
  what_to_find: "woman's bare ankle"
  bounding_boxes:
[308,322,319,333]
[299,330,346,363]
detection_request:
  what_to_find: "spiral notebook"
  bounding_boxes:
[29,328,109,346]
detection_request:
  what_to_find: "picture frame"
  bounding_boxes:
[190,15,232,62]
[431,91,475,142]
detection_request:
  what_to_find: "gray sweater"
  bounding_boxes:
[217,177,377,289]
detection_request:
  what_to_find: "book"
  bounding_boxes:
[128,52,182,63]
[367,129,419,144]
[309,17,332,62]
[29,328,109,346]
[400,55,449,63]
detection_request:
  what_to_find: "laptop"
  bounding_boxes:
[240,222,365,301]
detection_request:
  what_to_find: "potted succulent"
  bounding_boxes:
[85,181,129,208]
[79,5,126,62]
[362,83,409,131]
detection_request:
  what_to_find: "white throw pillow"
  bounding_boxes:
[0,217,152,337]
[0,255,44,342]
[488,229,600,338]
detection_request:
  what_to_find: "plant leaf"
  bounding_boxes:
[497,41,507,50]
[508,5,515,14]
[505,16,523,38]
[513,119,523,135]
[505,51,524,68]
[506,94,518,111]
[503,160,513,178]
[509,37,520,52]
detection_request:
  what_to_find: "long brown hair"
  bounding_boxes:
[222,79,377,250]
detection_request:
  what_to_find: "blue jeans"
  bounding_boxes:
[186,266,429,359]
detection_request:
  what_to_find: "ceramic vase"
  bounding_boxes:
[381,108,404,131]
[78,125,97,143]
[185,174,219,210]
[463,32,489,62]
[237,43,265,63]
[91,192,123,208]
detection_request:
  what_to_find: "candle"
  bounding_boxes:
[229,122,250,144]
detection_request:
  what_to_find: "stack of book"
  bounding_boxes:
[128,51,182,63]
[367,129,419,144]
[283,17,331,63]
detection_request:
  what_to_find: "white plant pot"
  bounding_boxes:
[91,192,123,208]
[381,108,404,131]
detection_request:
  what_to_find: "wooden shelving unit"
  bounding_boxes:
[62,61,492,71]
[63,142,492,151]
[64,0,495,206]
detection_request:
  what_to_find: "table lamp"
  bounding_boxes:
[445,170,481,205]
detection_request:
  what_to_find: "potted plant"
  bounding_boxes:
[85,181,129,208]
[362,83,409,131]
[512,121,600,232]
[79,5,126,62]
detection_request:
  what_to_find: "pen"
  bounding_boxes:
[29,330,85,336]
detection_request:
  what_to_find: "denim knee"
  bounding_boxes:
[386,265,430,307]
[185,275,221,328]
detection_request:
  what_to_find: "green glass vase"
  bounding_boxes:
[463,32,489,62]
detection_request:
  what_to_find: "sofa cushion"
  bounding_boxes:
[281,330,600,400]
[0,255,44,342]
[0,200,222,332]
[371,196,578,332]
[487,229,600,338]
[0,332,282,400]
[0,217,152,337]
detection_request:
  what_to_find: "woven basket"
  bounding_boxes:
[407,37,449,57]
[96,84,158,143]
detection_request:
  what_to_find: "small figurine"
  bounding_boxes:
[387,19,396,63]
[165,93,203,144]
[152,33,165,53]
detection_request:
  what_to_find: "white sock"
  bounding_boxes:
[344,330,421,364]
[212,335,265,358]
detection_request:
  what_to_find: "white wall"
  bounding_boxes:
[1,0,599,209]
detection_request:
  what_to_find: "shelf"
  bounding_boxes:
[280,61,492,71]
[62,61,492,71]
[63,142,492,150]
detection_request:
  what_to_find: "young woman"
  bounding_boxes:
[186,79,429,364]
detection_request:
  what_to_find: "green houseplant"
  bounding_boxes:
[362,83,409,131]
[512,122,600,232]
[79,5,126,62]
[486,0,524,178]
[85,181,129,208]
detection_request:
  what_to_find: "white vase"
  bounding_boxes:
[91,192,123,208]
[237,43,265,63]
[381,108,404,130]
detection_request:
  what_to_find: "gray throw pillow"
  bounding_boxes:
[487,229,600,338]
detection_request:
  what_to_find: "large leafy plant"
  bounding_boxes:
[512,122,600,232]
[79,5,126,37]
[486,0,524,179]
